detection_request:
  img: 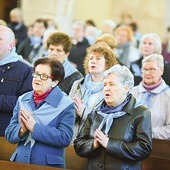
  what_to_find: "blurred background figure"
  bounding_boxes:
[31,29,58,64]
[85,19,96,27]
[0,19,7,26]
[131,54,170,140]
[68,20,90,75]
[42,14,58,31]
[101,19,117,35]
[117,9,134,27]
[114,25,140,68]
[8,8,27,48]
[17,18,47,63]
[129,21,142,48]
[162,26,170,64]
[27,24,34,37]
[85,26,99,45]
[95,33,117,53]
[130,33,170,86]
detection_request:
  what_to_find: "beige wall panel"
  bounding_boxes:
[73,0,114,29]
[111,0,166,39]
[21,0,58,25]
[21,0,169,40]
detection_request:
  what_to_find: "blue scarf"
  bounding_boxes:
[0,47,23,66]
[141,81,169,109]
[97,94,131,134]
[63,59,78,78]
[83,74,103,107]
[30,36,42,47]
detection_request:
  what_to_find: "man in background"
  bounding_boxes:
[8,8,27,48]
[68,20,90,75]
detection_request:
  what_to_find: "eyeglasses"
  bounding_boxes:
[32,72,53,80]
[141,68,157,74]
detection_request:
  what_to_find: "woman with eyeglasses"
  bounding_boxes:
[130,33,170,86]
[131,54,170,140]
[5,57,75,168]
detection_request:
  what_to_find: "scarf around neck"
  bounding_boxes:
[141,78,169,109]
[33,88,52,106]
[63,59,78,78]
[0,47,23,66]
[97,94,131,134]
[83,73,103,107]
[142,78,162,91]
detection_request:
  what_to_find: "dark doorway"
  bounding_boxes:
[0,0,19,23]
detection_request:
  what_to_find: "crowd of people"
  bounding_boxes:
[0,6,170,170]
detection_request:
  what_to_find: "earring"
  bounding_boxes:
[51,83,55,88]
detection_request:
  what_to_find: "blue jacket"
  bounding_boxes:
[0,53,33,136]
[5,86,75,169]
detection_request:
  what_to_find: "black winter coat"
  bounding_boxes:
[74,95,152,170]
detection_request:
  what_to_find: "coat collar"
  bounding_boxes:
[123,95,137,115]
[22,86,64,108]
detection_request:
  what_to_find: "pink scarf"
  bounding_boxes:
[142,78,162,91]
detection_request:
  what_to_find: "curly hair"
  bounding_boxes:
[83,45,118,74]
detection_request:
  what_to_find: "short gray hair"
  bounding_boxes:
[142,54,164,69]
[72,20,86,32]
[139,33,162,55]
[104,64,134,90]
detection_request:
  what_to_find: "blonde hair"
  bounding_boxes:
[115,25,133,41]
[95,33,117,49]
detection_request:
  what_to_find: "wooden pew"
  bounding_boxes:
[65,145,86,170]
[142,138,170,170]
[0,137,17,160]
[1,137,170,170]
[0,137,86,169]
[0,160,67,170]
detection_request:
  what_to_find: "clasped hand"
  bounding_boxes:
[73,97,85,117]
[93,129,109,149]
[19,109,36,134]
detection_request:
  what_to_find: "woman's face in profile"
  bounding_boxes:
[32,64,54,95]
[141,38,156,57]
[103,73,127,107]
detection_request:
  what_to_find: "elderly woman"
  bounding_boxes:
[131,54,170,140]
[69,45,118,143]
[5,57,75,168]
[114,25,140,68]
[130,33,170,86]
[74,64,152,170]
